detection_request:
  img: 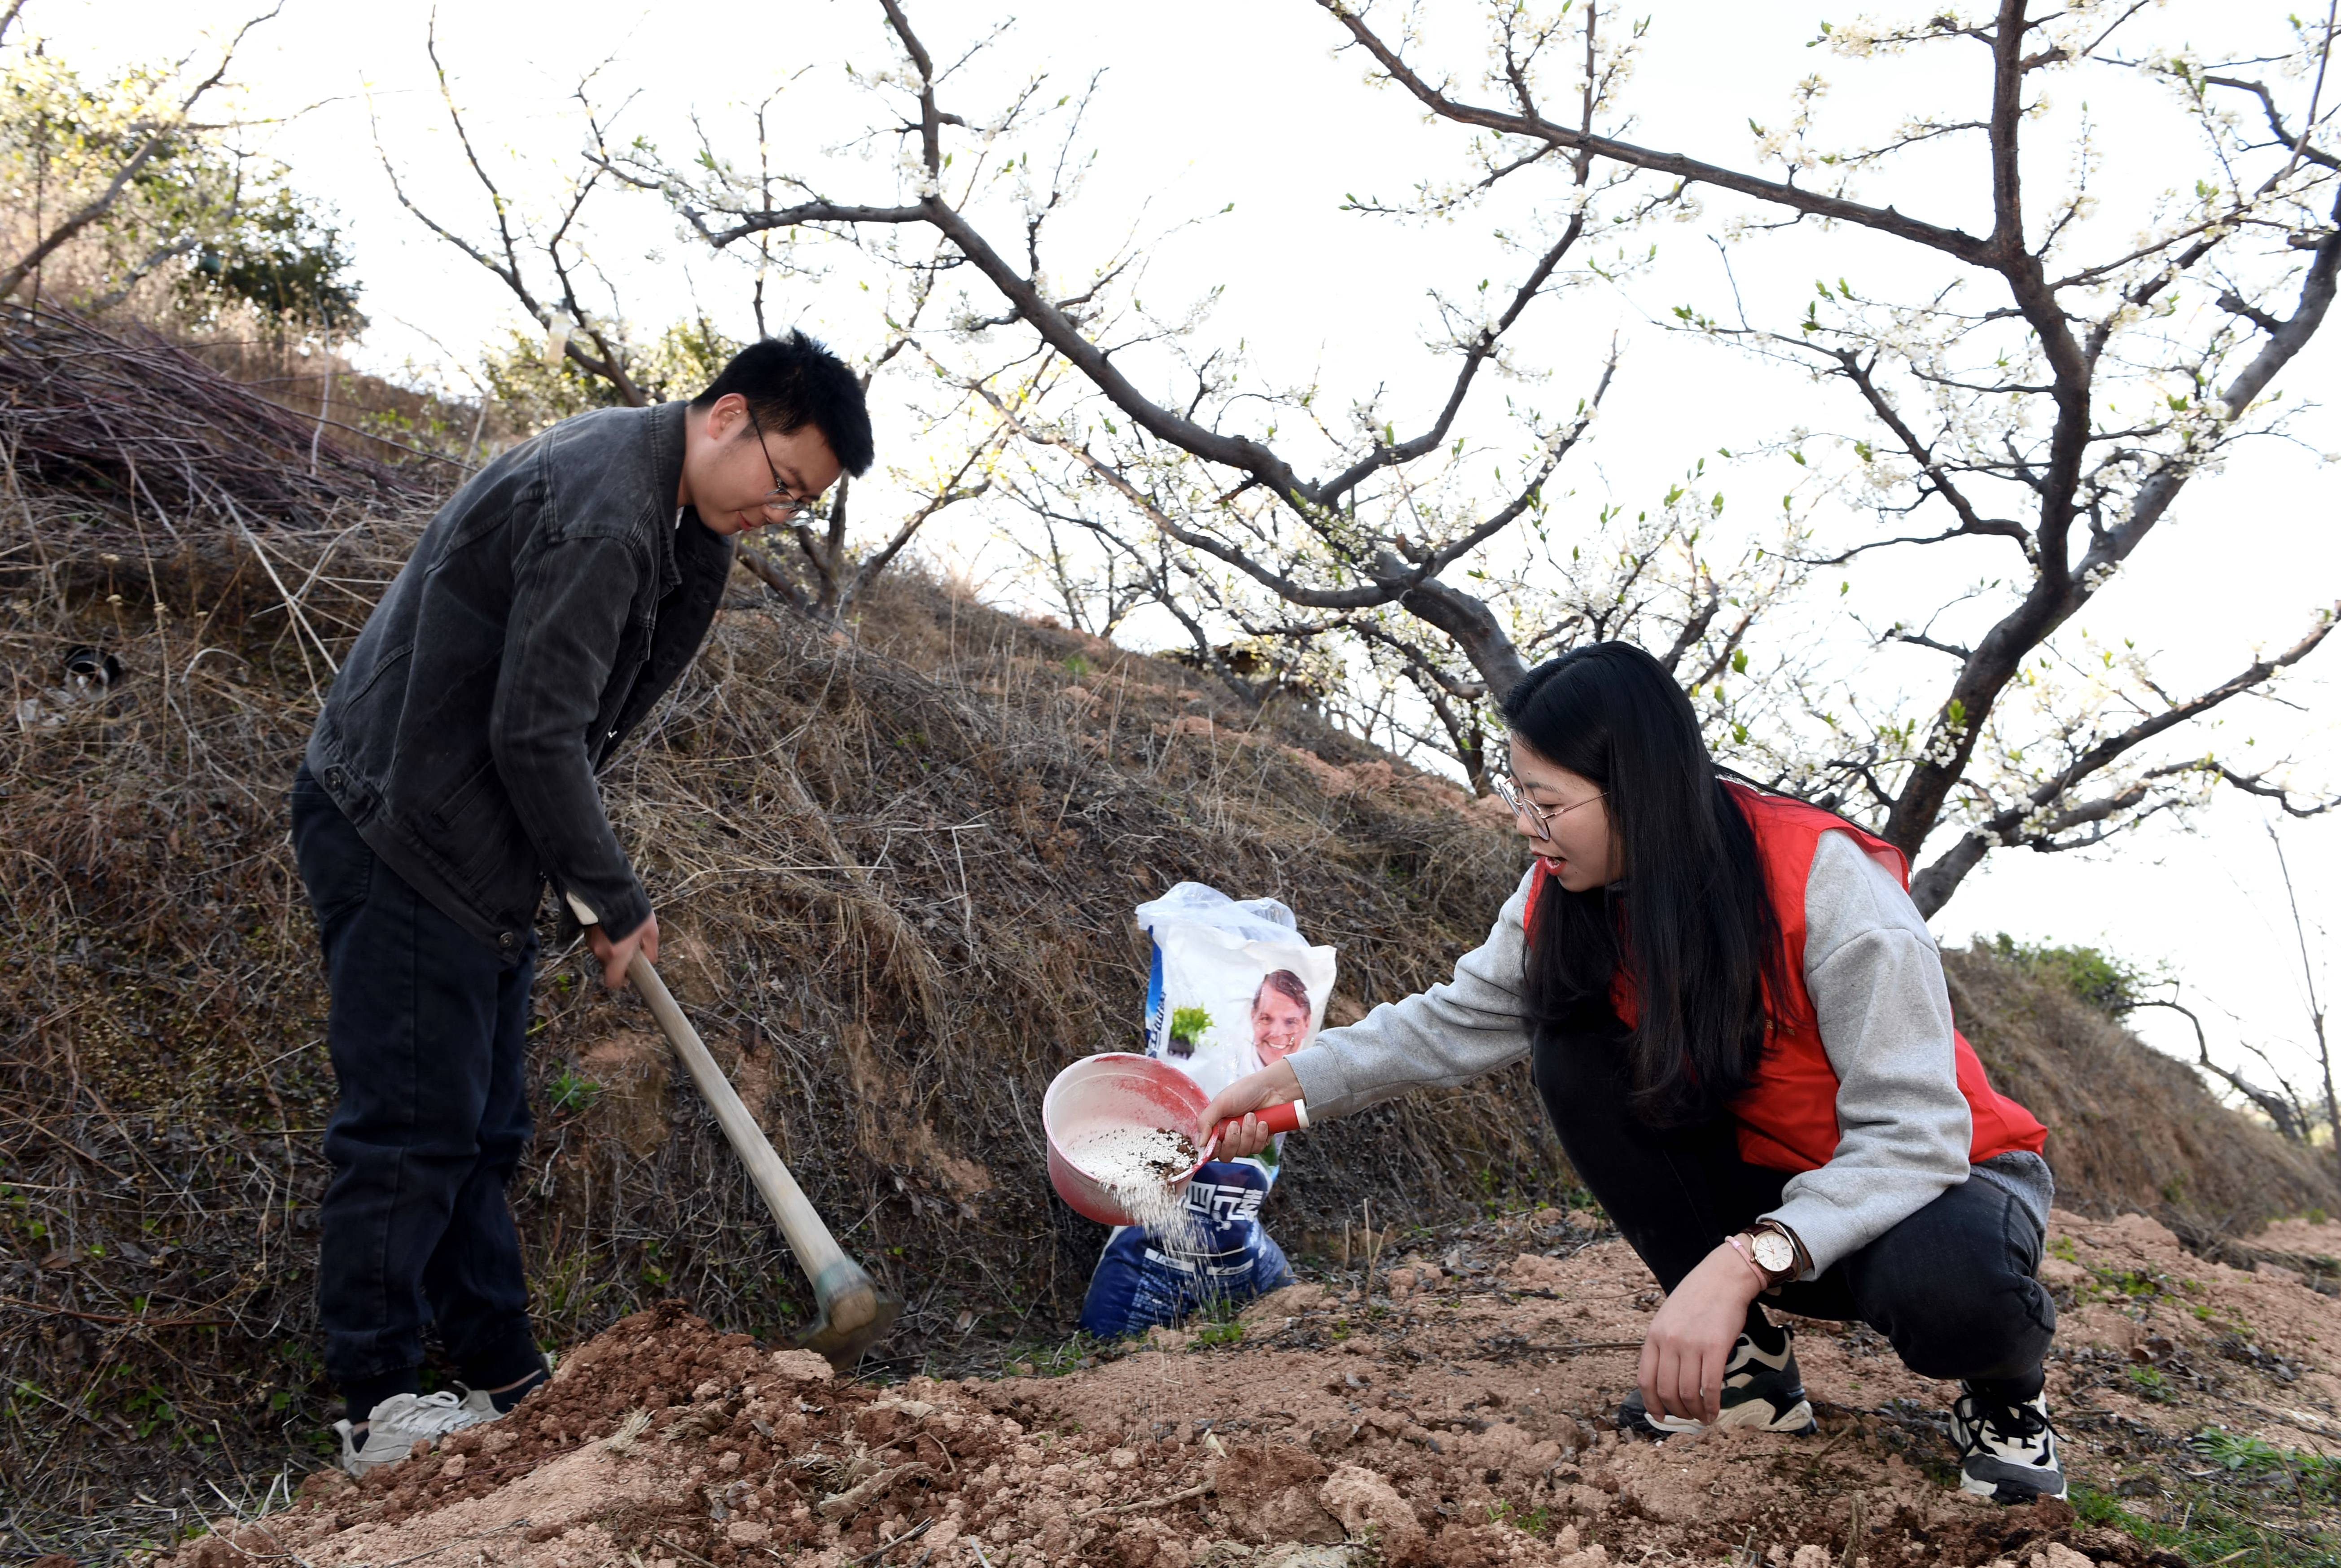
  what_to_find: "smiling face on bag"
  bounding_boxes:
[1250,969,1313,1064]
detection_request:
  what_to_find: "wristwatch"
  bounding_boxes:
[1739,1221,1802,1288]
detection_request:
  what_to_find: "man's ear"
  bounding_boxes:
[703,393,746,439]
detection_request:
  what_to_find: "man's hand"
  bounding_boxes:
[585,911,660,991]
[1200,1059,1303,1159]
[1639,1240,1767,1425]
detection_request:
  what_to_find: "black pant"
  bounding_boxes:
[1534,1026,2054,1388]
[290,765,544,1406]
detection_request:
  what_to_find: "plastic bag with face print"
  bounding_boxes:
[1077,883,1336,1338]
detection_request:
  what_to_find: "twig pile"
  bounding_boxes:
[0,300,435,539]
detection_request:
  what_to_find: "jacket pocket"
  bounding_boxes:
[336,637,414,711]
[428,757,500,835]
[436,760,535,901]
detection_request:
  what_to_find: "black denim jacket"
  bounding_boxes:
[305,402,732,955]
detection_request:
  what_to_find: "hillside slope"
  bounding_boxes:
[1946,950,2340,1237]
[0,334,2332,1546]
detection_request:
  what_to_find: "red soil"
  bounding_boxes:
[165,1209,2341,1567]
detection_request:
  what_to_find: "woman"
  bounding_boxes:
[1204,644,2067,1505]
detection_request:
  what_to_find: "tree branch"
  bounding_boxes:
[0,4,283,302]
[2131,997,2309,1141]
[1318,0,1999,266]
[1907,604,2339,912]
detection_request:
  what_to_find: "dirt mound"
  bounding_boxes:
[176,1211,2341,1567]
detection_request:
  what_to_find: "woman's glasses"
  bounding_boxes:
[1490,774,1604,835]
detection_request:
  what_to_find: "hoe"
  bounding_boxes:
[570,896,900,1368]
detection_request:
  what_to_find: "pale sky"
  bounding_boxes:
[32,0,2341,1105]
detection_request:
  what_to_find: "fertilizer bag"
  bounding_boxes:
[1078,883,1336,1337]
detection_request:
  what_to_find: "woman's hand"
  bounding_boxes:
[1639,1240,1767,1426]
[1200,1060,1304,1159]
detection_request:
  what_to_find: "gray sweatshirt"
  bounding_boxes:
[1284,831,2052,1278]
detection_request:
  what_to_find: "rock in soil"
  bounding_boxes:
[164,1209,2341,1566]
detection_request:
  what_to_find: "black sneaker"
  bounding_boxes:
[1951,1386,2067,1502]
[1619,1329,1817,1437]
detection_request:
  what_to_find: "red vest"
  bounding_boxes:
[1529,782,2047,1174]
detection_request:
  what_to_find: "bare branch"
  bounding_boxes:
[1908,605,2339,912]
[2131,997,2309,1141]
[1319,0,2000,266]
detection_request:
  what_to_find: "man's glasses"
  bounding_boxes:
[1490,774,1605,835]
[743,404,820,524]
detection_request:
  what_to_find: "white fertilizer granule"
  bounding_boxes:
[1067,1124,1205,1252]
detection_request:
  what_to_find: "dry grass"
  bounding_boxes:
[0,490,1551,1551]
[0,302,435,550]
[0,312,2332,1560]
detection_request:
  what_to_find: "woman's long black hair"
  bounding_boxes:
[1499,642,1792,1126]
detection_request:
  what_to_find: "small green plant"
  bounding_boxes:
[2191,1426,2338,1489]
[2076,1451,2340,1566]
[1988,933,2150,1015]
[2196,1428,2293,1473]
[2048,1235,2079,1263]
[1064,653,1092,679]
[1170,1005,1212,1042]
[1192,1317,1245,1348]
[2089,1262,2167,1301]
[535,1249,614,1340]
[2124,1364,2174,1402]
[118,1380,182,1441]
[1487,1501,1554,1534]
[547,1068,601,1112]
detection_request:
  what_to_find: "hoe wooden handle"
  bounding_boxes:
[627,951,850,1283]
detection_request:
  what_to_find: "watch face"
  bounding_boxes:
[1752,1231,1796,1274]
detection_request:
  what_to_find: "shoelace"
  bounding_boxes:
[1961,1394,2056,1450]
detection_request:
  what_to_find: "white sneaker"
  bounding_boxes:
[333,1388,502,1477]
[1951,1386,2067,1503]
[1619,1329,1817,1437]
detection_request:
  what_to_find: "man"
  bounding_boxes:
[1247,969,1312,1067]
[289,333,874,1475]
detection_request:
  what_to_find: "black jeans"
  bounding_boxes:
[1534,1026,2054,1389]
[290,765,544,1408]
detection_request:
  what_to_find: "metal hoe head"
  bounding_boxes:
[796,1257,903,1371]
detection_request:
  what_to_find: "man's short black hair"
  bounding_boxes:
[692,330,875,477]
